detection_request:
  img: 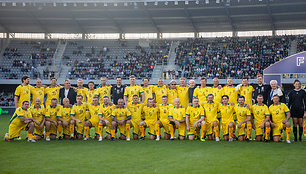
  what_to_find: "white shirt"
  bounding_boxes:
[64,89,69,98]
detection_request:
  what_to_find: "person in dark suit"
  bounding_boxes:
[59,79,77,105]
[265,80,286,107]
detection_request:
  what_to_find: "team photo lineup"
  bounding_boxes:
[6,74,306,143]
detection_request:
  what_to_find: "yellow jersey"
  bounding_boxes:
[45,86,62,106]
[29,104,45,123]
[9,107,32,127]
[193,86,211,103]
[87,103,101,122]
[143,85,154,103]
[30,86,45,105]
[77,87,88,102]
[210,87,222,103]
[124,85,144,103]
[71,103,88,121]
[235,104,251,123]
[251,104,270,126]
[158,104,173,123]
[111,107,131,121]
[153,85,168,105]
[96,86,112,103]
[186,105,205,123]
[14,84,31,107]
[167,88,178,105]
[45,104,63,120]
[142,106,159,123]
[239,85,255,106]
[61,107,72,122]
[98,104,115,121]
[201,101,221,122]
[269,103,290,124]
[219,104,235,123]
[176,86,189,108]
[169,107,186,121]
[86,89,98,103]
[127,102,145,122]
[221,86,239,104]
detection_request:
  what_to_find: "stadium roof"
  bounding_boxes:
[0,0,306,34]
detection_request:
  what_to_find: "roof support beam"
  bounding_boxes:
[183,7,198,33]
[266,0,276,35]
[224,5,236,34]
[104,8,123,33]
[144,7,161,33]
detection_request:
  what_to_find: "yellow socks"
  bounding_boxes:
[98,123,103,137]
[155,124,160,136]
[111,129,115,138]
[46,132,50,138]
[126,124,131,138]
[286,127,291,140]
[304,122,306,136]
[27,133,33,140]
[265,127,271,140]
[70,124,74,137]
[58,125,63,137]
[229,127,233,139]
[214,125,220,138]
[169,124,174,138]
[246,123,252,139]
[196,127,200,137]
[201,124,206,138]
[84,126,90,138]
[140,126,145,137]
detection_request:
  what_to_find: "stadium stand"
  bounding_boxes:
[1,39,57,79]
[168,36,292,79]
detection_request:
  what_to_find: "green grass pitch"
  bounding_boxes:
[0,114,305,174]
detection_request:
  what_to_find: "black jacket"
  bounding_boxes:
[59,88,77,105]
[264,86,286,106]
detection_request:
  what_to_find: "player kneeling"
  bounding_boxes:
[61,98,72,140]
[251,95,271,142]
[186,97,206,141]
[168,98,186,140]
[139,98,159,140]
[45,98,66,141]
[219,95,235,141]
[269,95,292,143]
[29,98,46,140]
[126,95,145,140]
[70,95,88,140]
[235,96,252,142]
[155,96,173,141]
[110,99,131,141]
[5,101,40,142]
[84,96,110,141]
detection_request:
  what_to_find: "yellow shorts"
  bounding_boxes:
[176,122,186,137]
[34,124,44,137]
[76,122,84,135]
[8,123,29,140]
[237,122,246,137]
[255,124,264,137]
[206,120,219,135]
[118,123,126,137]
[63,124,70,136]
[187,121,199,135]
[273,122,284,137]
[89,119,99,134]
[222,120,234,136]
[161,119,170,134]
[144,121,155,135]
[131,120,140,135]
[49,122,58,136]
